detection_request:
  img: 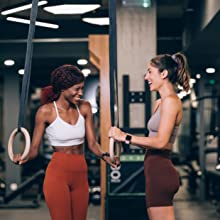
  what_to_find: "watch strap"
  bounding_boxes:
[101,152,110,160]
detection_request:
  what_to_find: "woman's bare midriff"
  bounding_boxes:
[163,143,173,150]
[148,143,173,151]
[52,144,84,154]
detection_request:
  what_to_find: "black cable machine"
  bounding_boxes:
[106,1,151,219]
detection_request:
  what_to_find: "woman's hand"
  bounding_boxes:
[13,153,29,165]
[113,156,121,167]
[102,154,119,168]
[108,126,126,142]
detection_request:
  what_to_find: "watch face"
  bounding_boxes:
[125,134,132,144]
[126,135,132,141]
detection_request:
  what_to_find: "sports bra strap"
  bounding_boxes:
[53,101,59,117]
[54,101,81,116]
[75,104,80,114]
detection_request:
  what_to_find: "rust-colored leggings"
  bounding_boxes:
[43,152,89,220]
[144,149,179,208]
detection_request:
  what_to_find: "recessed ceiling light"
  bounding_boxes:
[122,0,151,7]
[177,90,191,99]
[18,69,25,75]
[82,17,109,26]
[82,68,91,77]
[177,85,183,90]
[77,59,88,65]
[1,1,48,15]
[196,74,201,79]
[205,67,215,74]
[190,78,196,84]
[4,59,15,66]
[92,107,98,114]
[143,2,151,8]
[6,17,59,29]
[43,4,100,15]
[189,78,196,88]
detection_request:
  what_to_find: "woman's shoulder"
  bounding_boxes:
[161,95,182,111]
[37,102,55,116]
[78,99,92,115]
[78,99,91,108]
[162,94,181,104]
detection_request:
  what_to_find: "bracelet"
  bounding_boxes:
[101,152,110,160]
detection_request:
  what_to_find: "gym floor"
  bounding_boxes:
[0,182,219,220]
[0,200,219,220]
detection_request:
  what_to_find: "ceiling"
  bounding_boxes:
[0,0,108,87]
[0,0,194,87]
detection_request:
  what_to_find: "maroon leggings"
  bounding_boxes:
[43,152,89,220]
[144,149,179,208]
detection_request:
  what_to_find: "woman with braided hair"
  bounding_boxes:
[14,64,117,220]
[109,52,190,220]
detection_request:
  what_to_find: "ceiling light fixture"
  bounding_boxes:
[177,90,191,99]
[6,17,59,29]
[43,4,100,15]
[4,59,15,66]
[143,0,151,8]
[82,9,109,26]
[196,74,201,79]
[82,68,91,77]
[18,69,25,75]
[122,0,151,8]
[177,85,183,90]
[92,107,98,114]
[205,67,215,74]
[1,1,48,15]
[189,78,196,88]
[190,78,196,84]
[82,17,109,26]
[77,59,88,65]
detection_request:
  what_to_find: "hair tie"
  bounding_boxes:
[171,55,179,69]
[171,54,177,62]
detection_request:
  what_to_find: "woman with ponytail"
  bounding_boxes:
[14,64,117,220]
[109,53,190,220]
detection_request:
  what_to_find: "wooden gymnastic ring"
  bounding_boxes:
[8,127,30,162]
[109,138,115,161]
[109,137,121,161]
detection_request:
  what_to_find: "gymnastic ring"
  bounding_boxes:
[109,137,121,161]
[8,127,31,162]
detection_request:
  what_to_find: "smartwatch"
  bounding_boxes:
[125,134,132,145]
[101,152,110,160]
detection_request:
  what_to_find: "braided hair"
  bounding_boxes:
[41,64,85,104]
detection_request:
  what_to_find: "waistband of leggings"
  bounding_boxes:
[145,149,171,157]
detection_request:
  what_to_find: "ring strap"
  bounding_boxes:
[18,0,39,129]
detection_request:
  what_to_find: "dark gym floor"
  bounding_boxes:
[0,200,219,220]
[0,180,219,220]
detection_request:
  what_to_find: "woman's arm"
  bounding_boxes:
[82,101,103,157]
[81,101,117,166]
[110,96,181,149]
[17,106,47,164]
[28,106,47,159]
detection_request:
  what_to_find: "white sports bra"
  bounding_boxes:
[45,101,85,146]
